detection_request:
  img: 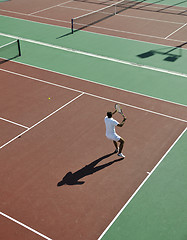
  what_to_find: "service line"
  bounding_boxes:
[0,93,84,150]
[0,117,29,129]
[1,68,187,123]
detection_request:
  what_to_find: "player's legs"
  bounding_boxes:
[118,138,124,154]
[113,140,118,151]
[106,134,124,156]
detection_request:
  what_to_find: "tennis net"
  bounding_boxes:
[71,0,141,33]
[0,39,21,63]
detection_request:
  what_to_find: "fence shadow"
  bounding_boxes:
[137,42,187,62]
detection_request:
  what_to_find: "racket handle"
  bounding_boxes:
[122,115,126,120]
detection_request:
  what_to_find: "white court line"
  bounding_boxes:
[85,92,187,123]
[1,32,187,79]
[28,0,73,15]
[134,3,187,12]
[135,3,187,10]
[98,126,187,240]
[29,5,61,15]
[117,12,185,24]
[0,117,29,129]
[58,0,76,7]
[0,68,82,94]
[0,212,52,240]
[0,93,84,150]
[86,23,186,43]
[1,68,187,123]
[165,22,187,39]
[0,9,71,23]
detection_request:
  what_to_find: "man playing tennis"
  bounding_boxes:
[104,109,126,158]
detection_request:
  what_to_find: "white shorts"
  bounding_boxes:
[106,133,121,142]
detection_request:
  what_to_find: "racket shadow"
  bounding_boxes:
[57,152,124,186]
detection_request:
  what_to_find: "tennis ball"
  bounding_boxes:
[48,97,51,100]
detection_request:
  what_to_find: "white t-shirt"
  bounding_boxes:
[104,116,119,138]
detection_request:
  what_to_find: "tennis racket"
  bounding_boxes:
[115,103,125,118]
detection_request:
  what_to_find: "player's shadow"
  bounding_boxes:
[57,152,124,186]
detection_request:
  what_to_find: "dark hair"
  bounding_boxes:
[107,112,112,118]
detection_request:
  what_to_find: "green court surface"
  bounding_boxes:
[0,11,187,240]
[0,34,15,45]
[137,0,187,7]
[100,128,187,240]
[0,15,187,105]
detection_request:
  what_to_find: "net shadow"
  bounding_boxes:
[134,0,187,16]
[0,55,20,64]
[74,0,187,16]
[56,31,73,39]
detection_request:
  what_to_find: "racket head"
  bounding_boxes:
[115,103,126,118]
[115,103,122,113]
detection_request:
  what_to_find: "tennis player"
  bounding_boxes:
[104,110,126,158]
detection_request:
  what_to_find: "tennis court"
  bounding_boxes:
[0,0,187,239]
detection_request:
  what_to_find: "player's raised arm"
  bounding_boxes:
[117,116,126,127]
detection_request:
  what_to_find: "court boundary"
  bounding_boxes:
[98,126,187,240]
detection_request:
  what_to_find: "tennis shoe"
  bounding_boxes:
[118,153,125,158]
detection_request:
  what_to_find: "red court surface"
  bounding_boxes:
[0,62,187,240]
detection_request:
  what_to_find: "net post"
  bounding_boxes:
[17,39,21,56]
[71,19,74,34]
